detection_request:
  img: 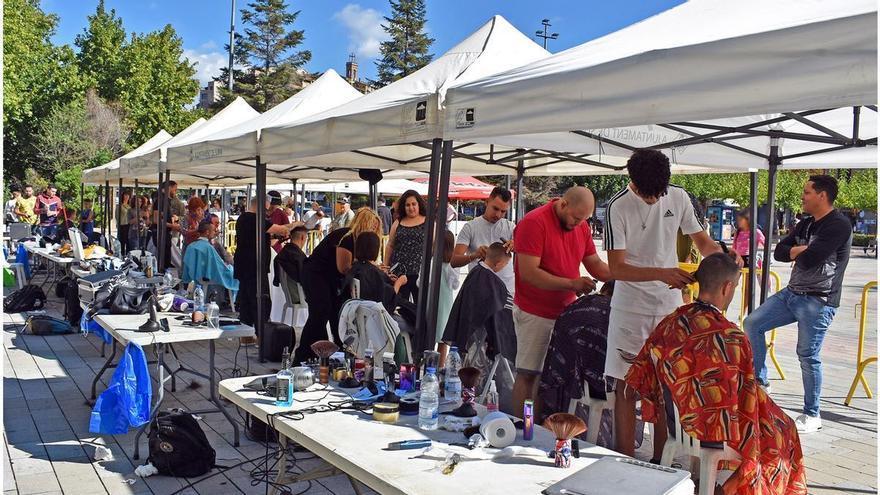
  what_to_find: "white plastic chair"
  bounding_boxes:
[278,269,308,331]
[567,381,615,446]
[660,395,740,495]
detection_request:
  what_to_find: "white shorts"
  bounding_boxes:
[604,309,666,381]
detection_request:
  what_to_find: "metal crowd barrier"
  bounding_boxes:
[845,280,877,406]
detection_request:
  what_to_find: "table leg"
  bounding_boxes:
[209,340,240,446]
[134,343,168,460]
[90,341,118,403]
[269,435,288,495]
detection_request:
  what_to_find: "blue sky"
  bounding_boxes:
[44,0,684,87]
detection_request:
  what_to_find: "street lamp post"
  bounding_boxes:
[535,18,559,50]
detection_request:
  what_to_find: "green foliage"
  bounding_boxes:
[116,26,200,144]
[3,0,86,177]
[375,0,434,86]
[75,0,126,101]
[228,0,312,111]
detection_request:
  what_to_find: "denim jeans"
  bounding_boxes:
[744,287,837,417]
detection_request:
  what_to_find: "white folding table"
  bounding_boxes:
[92,313,255,459]
[219,376,695,495]
[23,243,74,293]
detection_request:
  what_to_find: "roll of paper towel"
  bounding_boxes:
[479,411,516,448]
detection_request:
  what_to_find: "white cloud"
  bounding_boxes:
[183,46,230,86]
[333,4,387,59]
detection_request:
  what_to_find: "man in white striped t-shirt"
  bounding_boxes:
[604,150,730,460]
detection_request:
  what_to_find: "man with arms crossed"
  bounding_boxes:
[744,175,851,433]
[512,186,611,418]
[605,149,726,460]
[451,186,516,294]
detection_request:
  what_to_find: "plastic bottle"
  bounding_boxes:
[444,346,462,403]
[206,298,220,328]
[275,347,294,407]
[418,367,439,431]
[485,379,499,413]
[193,284,205,313]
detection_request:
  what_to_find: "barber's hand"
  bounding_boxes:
[729,251,745,268]
[502,239,514,253]
[394,274,408,292]
[660,268,695,289]
[475,245,488,260]
[569,277,596,295]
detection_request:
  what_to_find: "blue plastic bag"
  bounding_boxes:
[89,343,151,434]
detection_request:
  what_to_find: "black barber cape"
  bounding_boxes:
[273,243,307,286]
[343,261,398,313]
[442,264,516,361]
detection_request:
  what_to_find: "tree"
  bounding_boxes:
[228,0,312,111]
[75,0,126,101]
[3,0,85,177]
[375,0,434,86]
[116,26,201,144]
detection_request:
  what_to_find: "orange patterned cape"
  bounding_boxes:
[625,302,807,495]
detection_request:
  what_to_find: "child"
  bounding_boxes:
[436,230,460,367]
[79,199,95,241]
[344,231,407,312]
[441,242,512,356]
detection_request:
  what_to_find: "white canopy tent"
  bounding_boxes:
[440,0,876,172]
[434,0,876,322]
[82,130,173,186]
[299,179,427,196]
[119,97,259,181]
[163,69,363,182]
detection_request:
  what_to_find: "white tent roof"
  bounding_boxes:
[441,0,877,171]
[119,97,259,180]
[298,179,428,196]
[82,130,173,185]
[259,15,549,165]
[165,69,362,178]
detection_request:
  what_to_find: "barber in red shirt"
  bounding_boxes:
[511,186,611,418]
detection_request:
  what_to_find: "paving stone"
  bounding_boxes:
[13,473,60,495]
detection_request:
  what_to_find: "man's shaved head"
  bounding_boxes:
[556,186,595,231]
[695,253,741,310]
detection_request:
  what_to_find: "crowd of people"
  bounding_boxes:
[224,149,849,494]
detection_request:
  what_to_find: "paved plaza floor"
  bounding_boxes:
[3,248,877,494]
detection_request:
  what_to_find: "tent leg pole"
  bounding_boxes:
[80,183,85,212]
[505,176,511,220]
[105,180,111,243]
[369,183,378,211]
[118,178,124,254]
[157,172,164,270]
[255,156,268,362]
[134,179,140,251]
[426,141,453,342]
[414,138,443,360]
[515,160,525,222]
[747,171,758,313]
[161,171,172,272]
[760,143,780,303]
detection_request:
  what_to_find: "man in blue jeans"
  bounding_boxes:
[745,175,852,433]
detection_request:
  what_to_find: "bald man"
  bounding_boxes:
[511,186,612,418]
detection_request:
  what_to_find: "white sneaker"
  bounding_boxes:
[759,383,772,395]
[795,414,822,433]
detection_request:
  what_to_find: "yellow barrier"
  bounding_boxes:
[679,262,785,380]
[225,220,237,254]
[306,230,323,254]
[845,280,877,406]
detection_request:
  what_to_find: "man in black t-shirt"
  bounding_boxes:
[745,175,852,434]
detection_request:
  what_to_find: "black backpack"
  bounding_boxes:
[22,315,74,335]
[148,410,216,478]
[4,285,47,313]
[63,277,83,326]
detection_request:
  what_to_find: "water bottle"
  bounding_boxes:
[485,379,499,413]
[418,367,439,431]
[163,271,173,288]
[206,299,220,329]
[275,347,294,407]
[193,284,205,313]
[445,346,462,403]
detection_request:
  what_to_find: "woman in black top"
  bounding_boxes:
[295,207,382,363]
[384,190,426,302]
[233,196,301,326]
